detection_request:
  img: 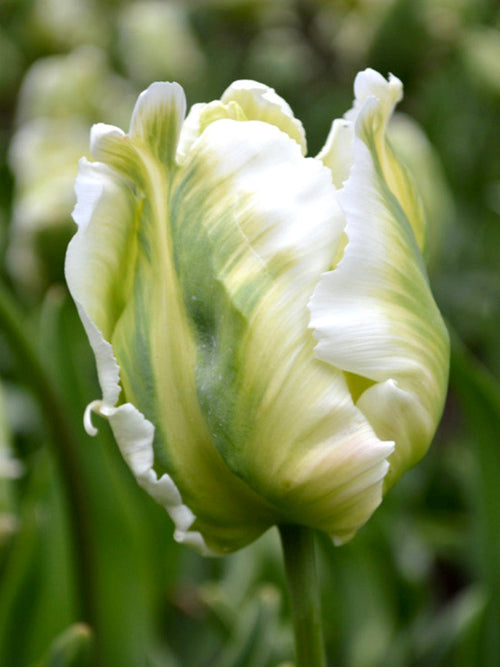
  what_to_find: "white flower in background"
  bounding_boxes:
[66,70,449,555]
[118,1,205,85]
[31,0,106,50]
[8,47,135,292]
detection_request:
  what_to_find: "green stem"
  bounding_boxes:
[279,525,327,667]
[0,283,96,627]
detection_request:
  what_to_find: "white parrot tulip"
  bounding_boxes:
[65,69,449,555]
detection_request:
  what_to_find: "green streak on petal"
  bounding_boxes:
[311,73,449,488]
[129,82,186,166]
[356,93,428,257]
[170,166,268,474]
[105,131,277,553]
[91,127,147,190]
[168,118,392,541]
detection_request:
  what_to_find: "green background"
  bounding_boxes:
[1,0,500,665]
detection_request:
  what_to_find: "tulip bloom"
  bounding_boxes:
[66,69,449,555]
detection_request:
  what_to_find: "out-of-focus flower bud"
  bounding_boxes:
[461,27,500,96]
[30,0,106,50]
[66,70,449,555]
[8,47,135,292]
[118,1,205,85]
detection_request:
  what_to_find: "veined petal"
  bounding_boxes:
[129,81,186,165]
[66,159,136,407]
[345,69,427,254]
[67,86,280,555]
[65,155,216,553]
[171,117,394,541]
[310,72,449,485]
[101,402,212,555]
[221,79,307,154]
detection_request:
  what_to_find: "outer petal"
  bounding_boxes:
[346,69,427,254]
[66,157,214,552]
[169,118,394,543]
[129,81,186,165]
[68,85,291,554]
[310,71,449,486]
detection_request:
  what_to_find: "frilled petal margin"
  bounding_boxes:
[66,163,213,555]
[95,402,207,552]
[310,70,449,487]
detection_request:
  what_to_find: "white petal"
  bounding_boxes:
[221,79,307,154]
[104,402,214,555]
[177,117,394,538]
[345,68,403,123]
[345,68,427,252]
[310,73,449,483]
[316,118,354,188]
[175,102,207,163]
[129,81,186,164]
[90,123,125,159]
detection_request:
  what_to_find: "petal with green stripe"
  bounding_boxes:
[310,70,449,487]
[345,69,428,254]
[170,117,394,543]
[67,85,277,554]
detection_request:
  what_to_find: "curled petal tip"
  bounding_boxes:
[83,400,104,436]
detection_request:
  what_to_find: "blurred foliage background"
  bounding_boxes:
[0,0,500,665]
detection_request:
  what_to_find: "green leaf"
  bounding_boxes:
[37,624,93,667]
[450,331,500,666]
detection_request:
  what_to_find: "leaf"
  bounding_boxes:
[37,623,93,667]
[450,330,500,665]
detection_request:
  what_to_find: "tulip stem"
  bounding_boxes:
[279,525,326,667]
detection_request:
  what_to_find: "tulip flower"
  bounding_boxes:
[65,69,449,559]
